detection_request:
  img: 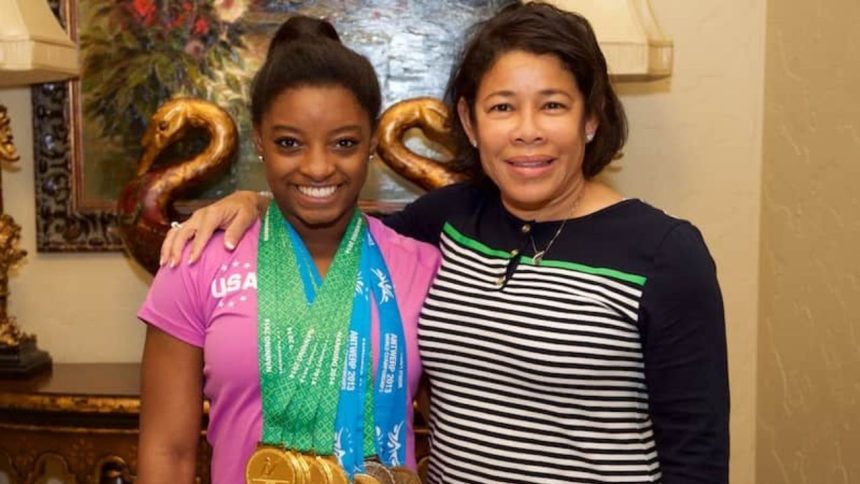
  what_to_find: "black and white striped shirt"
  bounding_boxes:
[385,183,729,484]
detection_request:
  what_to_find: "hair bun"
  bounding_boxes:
[268,16,340,55]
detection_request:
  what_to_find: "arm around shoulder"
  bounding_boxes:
[640,222,730,484]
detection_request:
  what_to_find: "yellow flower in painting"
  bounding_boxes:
[213,0,248,23]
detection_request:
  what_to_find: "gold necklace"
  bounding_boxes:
[529,189,584,266]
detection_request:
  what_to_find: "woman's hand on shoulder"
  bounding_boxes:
[161,190,270,267]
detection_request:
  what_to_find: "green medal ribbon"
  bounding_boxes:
[257,202,366,453]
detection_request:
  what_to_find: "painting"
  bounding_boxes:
[33,0,511,251]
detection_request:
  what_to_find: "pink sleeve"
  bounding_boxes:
[138,255,209,348]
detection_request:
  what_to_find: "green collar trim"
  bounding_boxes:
[442,222,647,287]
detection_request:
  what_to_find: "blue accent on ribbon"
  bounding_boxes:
[285,220,408,478]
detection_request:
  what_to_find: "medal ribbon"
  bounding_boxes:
[257,203,364,453]
[332,229,409,477]
[285,217,409,477]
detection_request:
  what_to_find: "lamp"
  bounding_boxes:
[538,0,673,80]
[0,0,80,377]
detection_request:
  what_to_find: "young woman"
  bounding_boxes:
[136,16,438,484]
[162,3,730,483]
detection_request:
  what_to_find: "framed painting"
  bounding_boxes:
[33,0,510,252]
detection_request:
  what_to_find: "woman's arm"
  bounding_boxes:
[137,325,204,484]
[160,182,471,266]
[161,190,269,267]
[640,222,730,484]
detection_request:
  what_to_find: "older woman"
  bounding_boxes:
[162,3,729,483]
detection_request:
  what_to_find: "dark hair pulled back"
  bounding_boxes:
[445,2,628,179]
[251,16,381,129]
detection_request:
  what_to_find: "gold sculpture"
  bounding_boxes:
[0,106,19,163]
[376,97,466,191]
[117,98,238,274]
[116,96,464,275]
[0,104,51,376]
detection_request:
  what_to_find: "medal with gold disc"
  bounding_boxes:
[356,461,395,484]
[390,467,422,484]
[250,207,366,484]
[245,446,306,484]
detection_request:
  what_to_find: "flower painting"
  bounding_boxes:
[35,0,509,251]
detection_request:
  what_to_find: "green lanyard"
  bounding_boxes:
[257,202,365,453]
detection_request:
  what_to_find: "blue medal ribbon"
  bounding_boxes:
[286,220,408,478]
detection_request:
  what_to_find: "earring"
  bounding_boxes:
[257,154,264,162]
[470,139,477,148]
[586,132,595,143]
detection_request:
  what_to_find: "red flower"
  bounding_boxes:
[193,17,210,35]
[131,0,156,19]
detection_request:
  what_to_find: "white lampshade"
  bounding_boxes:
[0,0,79,87]
[537,0,673,79]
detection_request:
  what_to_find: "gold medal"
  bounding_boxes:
[245,446,301,484]
[353,475,381,484]
[319,456,349,484]
[290,450,311,484]
[390,467,422,484]
[302,454,331,484]
[362,461,395,484]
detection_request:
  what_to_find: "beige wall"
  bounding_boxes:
[0,89,150,363]
[1,0,765,481]
[612,1,765,481]
[757,0,860,482]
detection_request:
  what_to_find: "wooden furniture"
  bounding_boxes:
[0,363,431,483]
[0,363,210,483]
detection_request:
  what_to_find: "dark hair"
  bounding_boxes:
[445,2,628,179]
[251,16,381,129]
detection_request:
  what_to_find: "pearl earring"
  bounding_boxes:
[470,139,477,148]
[257,154,264,162]
[586,132,595,143]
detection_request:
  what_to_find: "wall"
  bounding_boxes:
[613,1,765,481]
[0,0,766,482]
[757,0,860,482]
[0,88,150,363]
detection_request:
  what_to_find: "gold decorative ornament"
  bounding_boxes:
[376,97,466,192]
[0,106,19,163]
[0,105,51,377]
[116,98,238,274]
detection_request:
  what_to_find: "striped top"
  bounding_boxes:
[385,183,729,484]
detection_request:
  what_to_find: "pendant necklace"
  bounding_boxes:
[529,188,585,266]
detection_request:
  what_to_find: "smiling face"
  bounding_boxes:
[255,85,372,236]
[459,50,598,220]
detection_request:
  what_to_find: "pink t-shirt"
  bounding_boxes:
[138,217,439,484]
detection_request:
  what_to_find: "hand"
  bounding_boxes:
[160,190,269,267]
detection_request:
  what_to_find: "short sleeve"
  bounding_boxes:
[639,222,730,483]
[138,259,208,348]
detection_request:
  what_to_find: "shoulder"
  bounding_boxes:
[603,199,703,255]
[158,221,261,289]
[417,181,486,205]
[368,216,440,271]
[628,205,719,302]
[195,221,261,269]
[383,181,494,244]
[394,182,487,223]
[622,201,713,266]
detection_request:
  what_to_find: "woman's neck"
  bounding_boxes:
[287,212,355,277]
